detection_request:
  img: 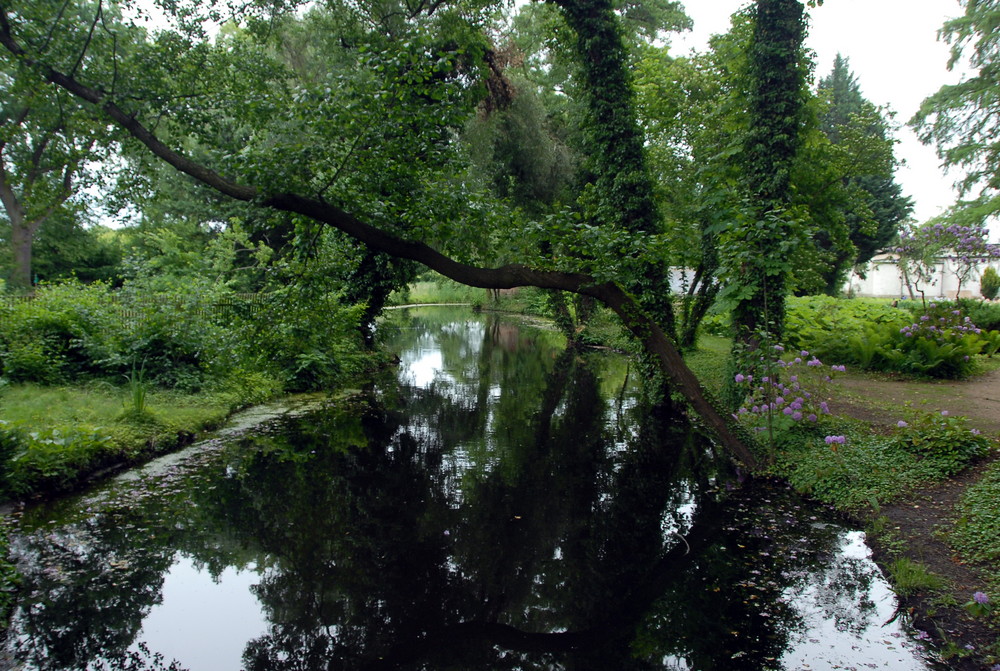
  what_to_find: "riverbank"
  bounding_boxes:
[830,369,1000,670]
[0,382,278,500]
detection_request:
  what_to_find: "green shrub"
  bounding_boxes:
[892,412,993,476]
[784,296,909,365]
[951,460,1000,565]
[235,287,367,392]
[981,266,1000,300]
[959,298,1000,331]
[0,281,120,383]
[785,297,994,379]
[887,305,986,378]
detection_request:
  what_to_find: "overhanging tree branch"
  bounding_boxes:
[0,4,758,468]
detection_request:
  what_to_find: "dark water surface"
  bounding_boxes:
[3,307,938,670]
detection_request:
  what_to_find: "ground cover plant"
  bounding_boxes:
[950,460,1000,635]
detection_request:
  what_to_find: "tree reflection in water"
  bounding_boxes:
[5,308,929,671]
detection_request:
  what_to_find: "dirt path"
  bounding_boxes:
[828,368,1000,670]
[833,366,1000,434]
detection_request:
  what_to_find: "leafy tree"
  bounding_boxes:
[0,0,759,465]
[815,54,912,290]
[0,0,127,290]
[728,0,808,346]
[896,214,1000,300]
[911,0,1000,219]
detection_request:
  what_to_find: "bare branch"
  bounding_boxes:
[69,0,103,78]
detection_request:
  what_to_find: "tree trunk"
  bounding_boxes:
[9,219,33,289]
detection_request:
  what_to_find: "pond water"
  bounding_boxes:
[2,307,940,671]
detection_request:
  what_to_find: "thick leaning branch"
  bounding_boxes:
[0,11,757,468]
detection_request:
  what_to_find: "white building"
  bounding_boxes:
[845,253,1000,299]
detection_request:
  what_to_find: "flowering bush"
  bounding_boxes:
[892,410,993,476]
[896,220,1000,299]
[885,304,986,378]
[733,346,844,448]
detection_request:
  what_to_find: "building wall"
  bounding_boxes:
[845,254,1000,299]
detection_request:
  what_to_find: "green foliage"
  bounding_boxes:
[911,0,1000,216]
[784,296,994,379]
[0,274,372,395]
[981,266,1000,300]
[0,281,121,383]
[777,434,945,510]
[892,412,993,477]
[236,286,367,392]
[962,298,1000,332]
[886,558,946,597]
[887,305,986,379]
[122,362,149,419]
[951,459,1000,564]
[783,296,907,365]
[2,424,114,495]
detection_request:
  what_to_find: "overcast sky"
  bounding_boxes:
[671,0,970,225]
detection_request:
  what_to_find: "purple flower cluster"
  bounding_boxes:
[824,435,846,445]
[898,307,983,346]
[734,348,844,438]
[898,222,1000,260]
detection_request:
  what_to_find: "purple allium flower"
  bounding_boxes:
[792,411,802,421]
[941,410,949,417]
[783,407,793,416]
[921,315,930,321]
[820,401,830,414]
[773,344,785,352]
[735,374,745,383]
[897,420,908,428]
[807,414,817,422]
[973,591,989,605]
[775,396,785,405]
[800,350,809,357]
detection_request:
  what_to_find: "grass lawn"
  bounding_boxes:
[0,383,241,498]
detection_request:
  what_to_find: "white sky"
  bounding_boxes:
[672,0,970,225]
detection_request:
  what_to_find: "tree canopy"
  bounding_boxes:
[0,0,926,466]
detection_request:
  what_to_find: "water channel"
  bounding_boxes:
[2,307,938,670]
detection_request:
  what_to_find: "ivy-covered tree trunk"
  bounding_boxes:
[549,0,677,336]
[731,0,807,345]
